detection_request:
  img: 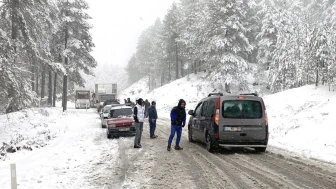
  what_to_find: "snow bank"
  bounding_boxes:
[0,102,74,161]
[264,85,336,163]
[121,73,336,163]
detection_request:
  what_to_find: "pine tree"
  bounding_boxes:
[204,0,252,93]
[0,0,57,112]
[56,0,97,111]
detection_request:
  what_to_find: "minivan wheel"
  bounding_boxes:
[188,127,195,143]
[254,147,266,153]
[206,132,216,153]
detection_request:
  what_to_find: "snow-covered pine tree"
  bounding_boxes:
[163,3,182,81]
[0,0,57,113]
[204,0,252,93]
[179,0,208,75]
[56,0,97,111]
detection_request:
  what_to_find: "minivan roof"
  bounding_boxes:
[202,94,262,101]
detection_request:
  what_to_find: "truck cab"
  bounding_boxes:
[75,90,90,109]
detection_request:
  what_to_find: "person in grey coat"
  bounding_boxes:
[133,98,145,148]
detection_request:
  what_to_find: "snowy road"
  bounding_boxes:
[1,108,336,188]
[92,117,336,189]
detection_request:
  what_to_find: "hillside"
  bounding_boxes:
[120,75,336,163]
[119,68,270,115]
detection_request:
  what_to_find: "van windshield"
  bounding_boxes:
[222,100,262,119]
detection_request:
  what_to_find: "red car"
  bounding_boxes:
[106,105,136,138]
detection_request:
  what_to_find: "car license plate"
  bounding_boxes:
[119,128,130,131]
[223,127,241,132]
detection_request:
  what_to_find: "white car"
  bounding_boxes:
[100,105,112,128]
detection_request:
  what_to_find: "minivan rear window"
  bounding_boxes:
[222,100,262,119]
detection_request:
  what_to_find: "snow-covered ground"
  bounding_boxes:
[1,84,336,188]
[265,85,336,163]
[120,73,336,164]
[0,103,119,188]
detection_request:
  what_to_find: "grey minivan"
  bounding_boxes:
[188,93,269,153]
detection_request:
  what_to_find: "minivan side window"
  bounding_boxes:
[201,101,208,117]
[206,101,215,117]
[194,102,203,117]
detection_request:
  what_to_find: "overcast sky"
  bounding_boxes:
[86,0,177,67]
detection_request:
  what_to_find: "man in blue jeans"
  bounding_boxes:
[167,99,186,151]
[148,101,158,138]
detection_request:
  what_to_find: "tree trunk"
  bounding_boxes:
[53,72,57,107]
[62,7,69,112]
[41,64,46,98]
[180,59,184,77]
[168,55,171,81]
[35,65,39,95]
[148,74,151,90]
[31,61,35,91]
[225,83,231,94]
[161,70,164,86]
[194,61,197,74]
[198,61,201,72]
[48,69,52,105]
[315,67,319,87]
[175,42,179,80]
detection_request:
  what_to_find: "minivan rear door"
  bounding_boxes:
[218,97,267,141]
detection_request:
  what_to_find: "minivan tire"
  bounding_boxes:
[188,127,195,143]
[206,132,216,153]
[254,147,266,153]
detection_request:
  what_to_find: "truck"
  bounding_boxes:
[75,90,90,109]
[91,83,118,112]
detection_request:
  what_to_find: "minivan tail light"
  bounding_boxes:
[261,98,266,110]
[261,98,268,126]
[214,97,220,126]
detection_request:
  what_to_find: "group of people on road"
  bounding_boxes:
[132,98,186,151]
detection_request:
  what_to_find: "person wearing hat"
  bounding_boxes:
[167,99,186,151]
[148,101,158,138]
[133,98,145,148]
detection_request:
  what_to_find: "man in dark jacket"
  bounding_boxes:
[144,99,150,117]
[148,101,158,138]
[167,99,186,151]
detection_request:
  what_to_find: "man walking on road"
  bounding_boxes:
[167,99,186,151]
[148,101,158,139]
[134,98,145,148]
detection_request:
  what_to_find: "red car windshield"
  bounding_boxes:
[110,108,133,118]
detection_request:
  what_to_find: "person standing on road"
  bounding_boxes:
[144,99,150,117]
[133,98,145,148]
[167,99,186,151]
[148,101,158,139]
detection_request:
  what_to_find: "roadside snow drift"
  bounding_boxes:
[264,85,336,163]
[121,74,336,163]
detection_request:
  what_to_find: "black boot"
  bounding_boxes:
[167,145,171,151]
[175,146,183,150]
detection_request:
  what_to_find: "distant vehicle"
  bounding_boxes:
[91,83,118,111]
[188,93,268,153]
[98,97,120,114]
[75,90,90,109]
[100,105,112,128]
[106,105,136,139]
